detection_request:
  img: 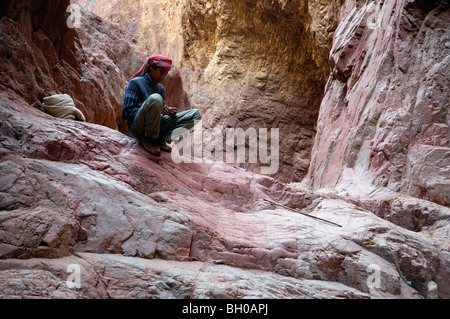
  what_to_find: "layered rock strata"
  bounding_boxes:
[305,0,450,207]
[0,0,185,133]
[0,0,449,299]
[1,97,449,298]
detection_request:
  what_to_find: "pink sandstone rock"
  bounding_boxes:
[305,0,450,207]
[1,90,449,298]
[0,0,449,300]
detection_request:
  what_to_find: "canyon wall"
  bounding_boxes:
[305,0,449,207]
[1,0,449,299]
[75,0,449,205]
[0,0,185,133]
[0,0,140,131]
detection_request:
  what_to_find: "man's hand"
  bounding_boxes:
[163,104,177,117]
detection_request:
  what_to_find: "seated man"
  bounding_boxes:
[122,54,202,156]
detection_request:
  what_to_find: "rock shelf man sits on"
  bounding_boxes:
[122,54,202,156]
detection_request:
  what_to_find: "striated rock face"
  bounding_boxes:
[1,94,449,299]
[0,0,137,130]
[305,0,450,207]
[0,0,449,300]
[0,0,188,135]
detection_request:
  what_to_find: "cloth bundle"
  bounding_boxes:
[42,94,86,121]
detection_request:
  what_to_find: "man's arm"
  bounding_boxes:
[122,81,141,120]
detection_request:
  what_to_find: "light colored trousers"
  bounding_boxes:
[133,93,202,142]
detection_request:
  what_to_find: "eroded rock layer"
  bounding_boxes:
[1,91,449,298]
[305,0,450,207]
[0,0,449,299]
[1,1,135,130]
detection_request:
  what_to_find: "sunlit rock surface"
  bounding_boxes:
[0,0,449,299]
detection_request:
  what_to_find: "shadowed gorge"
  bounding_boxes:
[77,0,343,182]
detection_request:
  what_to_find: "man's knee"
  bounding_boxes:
[143,93,164,111]
[193,109,202,121]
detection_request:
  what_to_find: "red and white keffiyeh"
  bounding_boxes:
[131,54,173,79]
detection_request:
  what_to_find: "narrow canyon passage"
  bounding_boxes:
[76,0,341,183]
[0,0,449,300]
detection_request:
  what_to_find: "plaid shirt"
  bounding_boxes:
[121,73,166,133]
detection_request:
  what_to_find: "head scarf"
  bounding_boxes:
[131,54,173,79]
